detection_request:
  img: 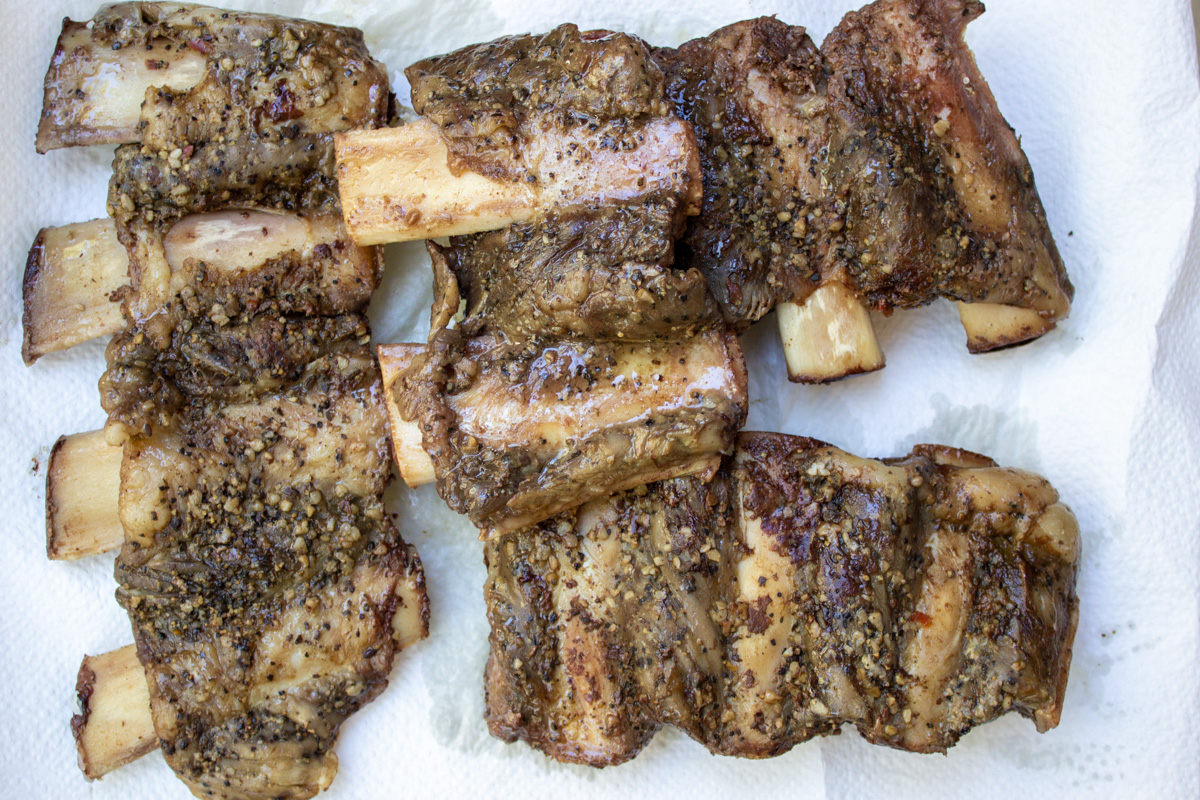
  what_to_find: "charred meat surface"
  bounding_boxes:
[485,433,1079,765]
[656,2,1071,329]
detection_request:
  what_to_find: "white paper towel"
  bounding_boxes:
[1,1,1197,798]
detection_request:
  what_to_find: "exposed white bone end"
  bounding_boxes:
[376,344,437,488]
[23,219,129,364]
[956,301,1057,353]
[71,645,157,780]
[46,431,124,561]
[777,284,885,383]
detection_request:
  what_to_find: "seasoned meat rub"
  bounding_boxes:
[655,1,1072,335]
[391,26,745,533]
[404,23,704,316]
[485,433,1079,765]
[99,220,429,799]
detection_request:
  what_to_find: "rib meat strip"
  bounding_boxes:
[98,210,430,800]
[42,2,388,229]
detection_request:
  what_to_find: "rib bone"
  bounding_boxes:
[777,284,885,383]
[37,22,207,152]
[336,121,537,244]
[389,330,745,535]
[71,645,157,780]
[46,431,124,561]
[23,210,372,361]
[48,330,737,552]
[377,344,437,488]
[484,433,1081,764]
[377,340,736,516]
[335,116,701,245]
[51,335,741,554]
[72,567,429,782]
[23,219,129,364]
[956,302,1057,353]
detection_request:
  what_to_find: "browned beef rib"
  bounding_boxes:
[35,6,427,798]
[655,3,1072,351]
[484,433,1079,765]
[387,26,745,534]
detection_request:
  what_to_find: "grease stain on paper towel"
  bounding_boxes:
[900,393,1042,471]
[421,631,494,753]
[998,735,1124,784]
[381,481,498,756]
